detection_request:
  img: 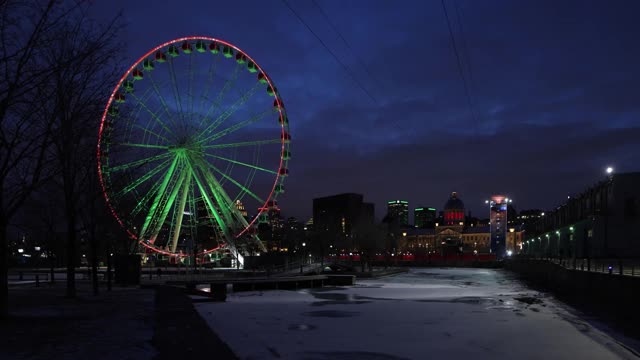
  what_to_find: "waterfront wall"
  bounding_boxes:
[505,259,640,317]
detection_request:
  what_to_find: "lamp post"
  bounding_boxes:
[556,230,561,262]
[509,228,515,255]
[603,166,612,257]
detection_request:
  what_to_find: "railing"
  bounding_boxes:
[517,256,640,277]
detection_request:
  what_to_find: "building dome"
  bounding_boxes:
[444,192,465,210]
[443,192,465,225]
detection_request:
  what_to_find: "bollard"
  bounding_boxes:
[19,272,23,281]
[35,274,39,287]
[608,266,613,275]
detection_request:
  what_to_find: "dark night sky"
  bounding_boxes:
[92,0,640,223]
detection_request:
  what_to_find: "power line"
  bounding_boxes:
[441,0,478,132]
[280,0,378,104]
[310,0,383,90]
[453,0,480,129]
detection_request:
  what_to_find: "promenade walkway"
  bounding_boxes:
[0,282,238,360]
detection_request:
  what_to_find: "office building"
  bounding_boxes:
[387,200,409,227]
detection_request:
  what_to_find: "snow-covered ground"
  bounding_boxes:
[196,268,640,360]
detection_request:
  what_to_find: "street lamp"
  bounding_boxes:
[509,228,515,253]
[606,166,614,175]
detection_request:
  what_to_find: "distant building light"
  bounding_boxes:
[34,247,41,251]
[507,250,513,256]
[18,248,24,253]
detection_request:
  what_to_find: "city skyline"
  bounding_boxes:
[88,1,640,222]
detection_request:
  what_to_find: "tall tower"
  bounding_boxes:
[489,195,508,258]
[387,200,409,227]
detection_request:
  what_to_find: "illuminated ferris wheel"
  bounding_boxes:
[97,36,290,262]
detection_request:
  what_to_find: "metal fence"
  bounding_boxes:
[520,256,640,277]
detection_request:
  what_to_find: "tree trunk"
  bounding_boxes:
[90,229,99,296]
[66,213,76,298]
[49,247,55,284]
[106,247,112,291]
[0,218,8,319]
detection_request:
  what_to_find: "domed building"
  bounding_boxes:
[443,192,465,226]
[397,191,521,257]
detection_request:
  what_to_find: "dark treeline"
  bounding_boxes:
[0,0,125,319]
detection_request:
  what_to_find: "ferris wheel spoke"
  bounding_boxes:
[108,152,171,173]
[203,160,264,204]
[196,82,261,143]
[203,152,277,175]
[147,71,181,131]
[198,55,220,119]
[112,157,173,200]
[233,144,261,202]
[202,139,281,149]
[128,91,176,138]
[130,175,165,219]
[167,57,186,126]
[198,106,277,145]
[115,142,170,150]
[133,123,173,145]
[187,52,195,124]
[196,63,242,133]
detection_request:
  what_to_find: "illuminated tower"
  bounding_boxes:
[488,195,509,258]
[387,200,409,227]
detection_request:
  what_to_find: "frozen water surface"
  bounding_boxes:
[196,268,639,360]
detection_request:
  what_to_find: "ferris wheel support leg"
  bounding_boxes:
[194,158,265,253]
[146,164,188,245]
[169,172,192,253]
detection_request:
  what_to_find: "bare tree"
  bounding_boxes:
[0,0,122,316]
[0,0,65,319]
[43,7,122,298]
